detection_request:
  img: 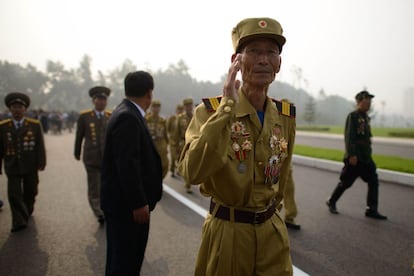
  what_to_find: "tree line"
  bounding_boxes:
[0,55,362,126]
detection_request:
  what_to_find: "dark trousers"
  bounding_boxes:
[85,165,103,218]
[104,212,150,276]
[329,159,379,210]
[7,172,39,227]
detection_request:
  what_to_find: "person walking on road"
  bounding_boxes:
[0,92,46,232]
[74,86,111,224]
[326,90,387,220]
[179,17,295,275]
[166,104,184,177]
[101,71,163,275]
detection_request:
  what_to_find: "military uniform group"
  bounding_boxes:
[0,16,389,276]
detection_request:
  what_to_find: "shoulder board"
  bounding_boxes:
[0,119,12,125]
[104,110,112,115]
[202,96,223,112]
[25,117,41,124]
[79,109,93,115]
[272,99,296,118]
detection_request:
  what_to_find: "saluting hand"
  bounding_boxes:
[223,53,242,102]
[133,205,150,224]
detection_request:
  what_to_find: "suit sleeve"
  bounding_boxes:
[112,113,147,210]
[74,114,84,159]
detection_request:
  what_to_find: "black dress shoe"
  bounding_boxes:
[365,210,387,220]
[326,200,339,214]
[11,224,27,233]
[285,221,301,230]
[97,215,105,224]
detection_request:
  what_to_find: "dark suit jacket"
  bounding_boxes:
[101,99,163,216]
[0,118,46,175]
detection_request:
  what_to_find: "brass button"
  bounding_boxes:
[227,99,234,106]
[258,161,263,166]
[224,106,232,113]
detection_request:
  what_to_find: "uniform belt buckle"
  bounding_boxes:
[253,208,266,224]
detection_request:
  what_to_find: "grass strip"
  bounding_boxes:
[294,144,414,174]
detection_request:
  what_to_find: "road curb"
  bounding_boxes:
[293,155,414,187]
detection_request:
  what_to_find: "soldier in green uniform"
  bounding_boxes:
[166,104,184,177]
[326,90,387,219]
[0,92,46,232]
[74,86,111,224]
[176,98,194,193]
[145,100,169,178]
[179,17,295,275]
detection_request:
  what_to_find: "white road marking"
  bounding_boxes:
[163,184,310,276]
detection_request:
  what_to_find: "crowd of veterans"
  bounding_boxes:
[0,16,389,276]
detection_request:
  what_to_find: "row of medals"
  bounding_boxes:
[5,131,36,154]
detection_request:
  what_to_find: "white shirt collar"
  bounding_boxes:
[128,99,146,117]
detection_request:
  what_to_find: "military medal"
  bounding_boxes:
[265,126,288,185]
[231,121,252,174]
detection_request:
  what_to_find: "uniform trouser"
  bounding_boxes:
[195,212,293,276]
[85,165,104,218]
[283,168,298,222]
[160,151,169,179]
[7,172,39,227]
[169,145,178,174]
[329,159,379,211]
[104,212,150,276]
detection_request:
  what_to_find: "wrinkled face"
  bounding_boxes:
[151,105,161,115]
[93,96,107,111]
[237,38,281,87]
[9,103,27,121]
[358,97,372,112]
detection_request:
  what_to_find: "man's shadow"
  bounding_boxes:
[0,218,49,276]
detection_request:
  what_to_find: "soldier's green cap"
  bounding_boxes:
[232,17,286,53]
[355,90,374,102]
[183,98,193,105]
[151,100,161,106]
[89,86,111,99]
[5,92,31,108]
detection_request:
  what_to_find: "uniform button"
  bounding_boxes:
[227,99,234,106]
[258,161,263,166]
[224,106,232,113]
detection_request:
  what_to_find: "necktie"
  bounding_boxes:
[16,122,21,129]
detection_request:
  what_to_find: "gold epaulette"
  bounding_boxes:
[104,110,112,115]
[79,109,93,115]
[202,96,223,112]
[25,117,41,124]
[272,99,296,118]
[0,119,12,125]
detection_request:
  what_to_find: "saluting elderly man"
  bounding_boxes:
[74,86,111,224]
[0,92,46,232]
[179,17,295,275]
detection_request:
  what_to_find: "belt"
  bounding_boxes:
[209,200,276,224]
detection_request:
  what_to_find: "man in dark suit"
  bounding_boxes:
[0,92,46,232]
[101,71,163,275]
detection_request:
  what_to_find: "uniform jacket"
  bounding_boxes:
[344,110,372,163]
[74,109,111,168]
[175,112,192,149]
[178,90,296,210]
[101,99,163,215]
[0,118,46,175]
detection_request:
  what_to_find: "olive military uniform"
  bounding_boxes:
[0,93,46,232]
[283,166,299,228]
[327,91,386,219]
[74,87,111,220]
[166,104,184,176]
[175,98,193,191]
[145,101,169,178]
[179,92,296,275]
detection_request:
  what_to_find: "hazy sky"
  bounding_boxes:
[1,0,413,115]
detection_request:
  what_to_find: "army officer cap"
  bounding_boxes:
[232,17,286,54]
[89,86,111,99]
[5,92,31,108]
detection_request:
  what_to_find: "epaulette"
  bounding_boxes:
[104,110,112,115]
[272,99,296,118]
[202,96,223,112]
[25,117,41,124]
[79,109,93,115]
[0,119,12,125]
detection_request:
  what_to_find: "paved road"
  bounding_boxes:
[295,131,414,159]
[0,133,413,275]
